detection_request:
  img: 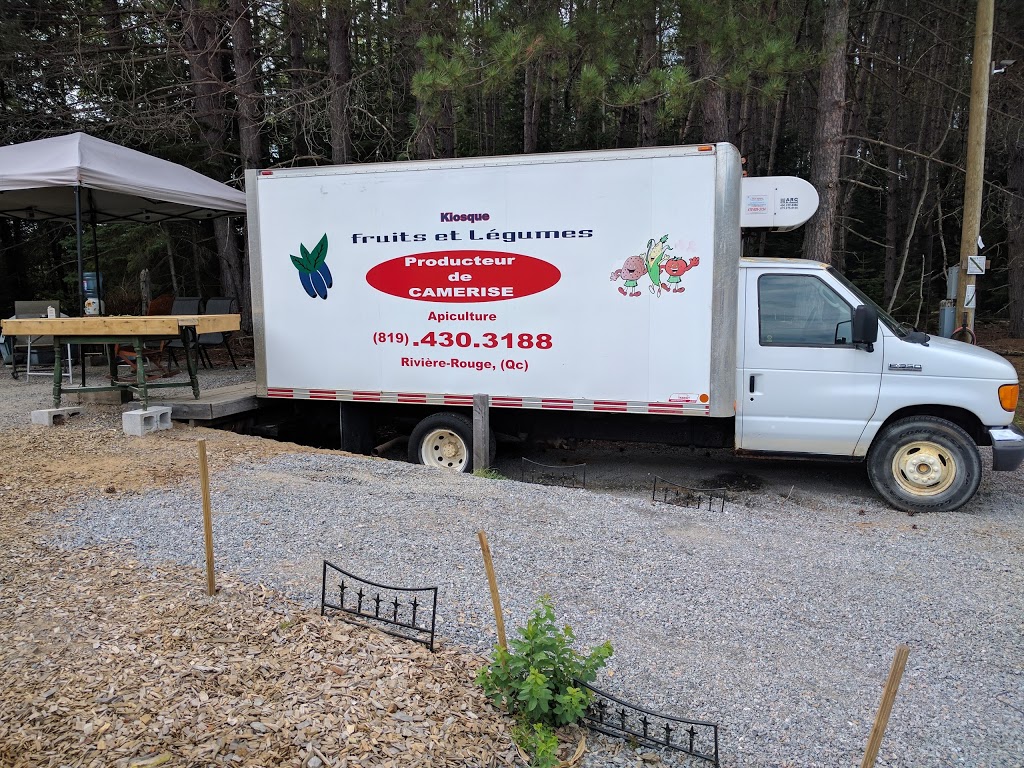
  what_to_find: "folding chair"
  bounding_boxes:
[1,334,18,379]
[12,300,73,381]
[197,297,239,369]
[165,297,205,369]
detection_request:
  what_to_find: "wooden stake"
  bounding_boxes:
[477,530,507,649]
[198,439,216,596]
[860,644,910,768]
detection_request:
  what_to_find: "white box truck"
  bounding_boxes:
[246,143,1024,513]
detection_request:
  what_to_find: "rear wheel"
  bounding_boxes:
[409,412,495,473]
[866,416,981,513]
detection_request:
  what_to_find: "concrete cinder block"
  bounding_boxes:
[122,406,173,436]
[31,407,83,426]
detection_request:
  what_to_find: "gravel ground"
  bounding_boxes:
[4,365,1023,767]
[0,361,255,431]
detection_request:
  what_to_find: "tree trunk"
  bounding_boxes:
[287,0,310,162]
[179,0,250,330]
[1008,140,1024,337]
[214,218,247,322]
[101,0,127,49]
[523,61,541,153]
[637,1,658,147]
[439,92,455,158]
[180,0,229,157]
[391,0,417,152]
[0,219,19,311]
[883,140,900,306]
[229,0,262,170]
[696,42,727,143]
[804,0,850,267]
[327,0,354,164]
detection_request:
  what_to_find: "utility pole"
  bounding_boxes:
[954,0,995,335]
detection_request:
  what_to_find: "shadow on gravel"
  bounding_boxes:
[701,471,765,491]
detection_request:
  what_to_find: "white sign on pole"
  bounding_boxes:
[967,255,985,275]
[965,284,977,309]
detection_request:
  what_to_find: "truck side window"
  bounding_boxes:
[758,274,854,346]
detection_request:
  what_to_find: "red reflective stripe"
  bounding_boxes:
[351,391,381,401]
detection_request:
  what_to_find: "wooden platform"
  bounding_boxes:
[149,383,260,422]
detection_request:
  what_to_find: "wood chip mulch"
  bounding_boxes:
[0,415,522,767]
[0,520,520,767]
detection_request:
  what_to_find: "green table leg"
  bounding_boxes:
[182,327,200,399]
[134,336,148,409]
[52,335,64,408]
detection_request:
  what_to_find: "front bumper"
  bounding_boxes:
[988,424,1024,471]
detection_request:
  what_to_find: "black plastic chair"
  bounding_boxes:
[165,297,205,368]
[197,297,238,369]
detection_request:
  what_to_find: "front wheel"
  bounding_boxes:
[866,416,982,513]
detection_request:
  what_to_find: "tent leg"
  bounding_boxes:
[75,185,86,387]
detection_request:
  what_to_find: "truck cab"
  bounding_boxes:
[737,257,1024,512]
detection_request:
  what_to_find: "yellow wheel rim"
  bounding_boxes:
[891,441,957,497]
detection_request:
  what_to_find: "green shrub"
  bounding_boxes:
[511,722,561,768]
[476,595,613,728]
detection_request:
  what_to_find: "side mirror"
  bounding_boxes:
[852,304,878,351]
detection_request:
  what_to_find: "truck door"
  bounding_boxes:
[738,268,883,455]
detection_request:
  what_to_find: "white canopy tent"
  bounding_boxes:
[0,132,246,314]
[0,132,245,223]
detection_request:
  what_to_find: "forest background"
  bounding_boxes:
[0,0,1021,336]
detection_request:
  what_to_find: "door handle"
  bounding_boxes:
[749,374,755,393]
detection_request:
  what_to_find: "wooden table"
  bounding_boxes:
[0,315,241,409]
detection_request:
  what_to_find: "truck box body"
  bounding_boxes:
[247,145,739,418]
[248,143,1024,514]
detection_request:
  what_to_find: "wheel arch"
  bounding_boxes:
[869,405,988,450]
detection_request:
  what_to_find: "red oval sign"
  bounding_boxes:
[365,250,561,303]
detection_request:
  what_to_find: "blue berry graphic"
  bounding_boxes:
[290,234,330,300]
[318,262,333,289]
[310,268,328,299]
[299,270,316,298]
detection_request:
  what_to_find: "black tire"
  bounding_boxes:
[866,416,982,513]
[408,412,496,473]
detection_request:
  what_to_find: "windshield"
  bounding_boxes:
[826,266,906,338]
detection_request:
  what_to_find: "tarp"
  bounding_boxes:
[0,132,245,223]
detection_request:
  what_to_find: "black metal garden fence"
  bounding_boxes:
[521,457,587,488]
[652,475,727,513]
[576,679,720,766]
[320,561,438,650]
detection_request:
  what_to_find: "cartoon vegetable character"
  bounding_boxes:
[290,234,332,299]
[644,235,672,296]
[661,254,700,293]
[610,255,646,297]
